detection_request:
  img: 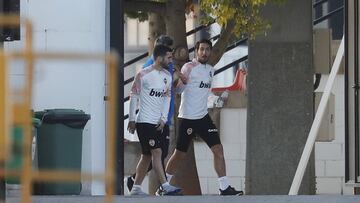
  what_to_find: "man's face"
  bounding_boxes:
[196,43,211,64]
[160,51,173,69]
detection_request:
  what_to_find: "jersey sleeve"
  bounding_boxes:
[130,72,142,96]
[129,72,142,121]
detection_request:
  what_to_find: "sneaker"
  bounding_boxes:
[130,187,148,196]
[219,186,244,196]
[162,185,182,196]
[126,176,135,193]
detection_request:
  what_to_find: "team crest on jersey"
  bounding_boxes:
[163,78,167,84]
[187,128,193,135]
[209,71,212,78]
[149,139,155,147]
[208,128,218,133]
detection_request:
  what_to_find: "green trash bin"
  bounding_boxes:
[33,109,90,195]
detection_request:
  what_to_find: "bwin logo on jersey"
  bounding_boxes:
[149,89,165,97]
[199,81,211,88]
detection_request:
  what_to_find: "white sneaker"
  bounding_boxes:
[130,187,148,196]
[162,184,182,195]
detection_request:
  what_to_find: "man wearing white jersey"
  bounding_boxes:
[165,39,243,195]
[128,45,181,196]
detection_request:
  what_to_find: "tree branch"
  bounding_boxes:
[208,19,237,66]
[124,0,166,14]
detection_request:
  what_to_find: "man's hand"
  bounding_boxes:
[127,121,136,134]
[215,90,229,108]
[175,68,187,84]
[155,120,165,132]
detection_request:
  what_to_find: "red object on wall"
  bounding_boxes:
[212,69,247,92]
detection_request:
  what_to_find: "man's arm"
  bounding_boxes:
[128,72,141,133]
[174,63,192,93]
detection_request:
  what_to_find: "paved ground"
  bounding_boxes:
[5,195,360,203]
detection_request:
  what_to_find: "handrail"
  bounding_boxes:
[214,55,248,75]
[289,36,344,195]
[313,6,344,25]
[225,38,248,52]
[313,0,328,8]
[123,21,216,68]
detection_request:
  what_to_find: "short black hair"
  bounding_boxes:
[153,44,173,59]
[155,35,173,47]
[195,39,212,51]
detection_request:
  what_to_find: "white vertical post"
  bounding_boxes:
[289,36,344,195]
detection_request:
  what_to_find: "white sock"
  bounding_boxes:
[166,173,173,183]
[218,176,230,190]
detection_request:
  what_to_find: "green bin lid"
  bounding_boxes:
[34,109,90,129]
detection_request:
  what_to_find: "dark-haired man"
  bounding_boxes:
[165,39,243,196]
[126,35,179,194]
[128,44,181,196]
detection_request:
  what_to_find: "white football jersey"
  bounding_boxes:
[130,65,172,124]
[178,59,215,119]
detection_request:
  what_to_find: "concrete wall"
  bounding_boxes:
[246,0,315,194]
[5,0,107,195]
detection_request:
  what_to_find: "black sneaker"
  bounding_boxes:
[126,176,135,192]
[155,187,163,196]
[219,186,244,196]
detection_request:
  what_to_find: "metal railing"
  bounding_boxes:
[123,21,216,68]
[314,5,344,25]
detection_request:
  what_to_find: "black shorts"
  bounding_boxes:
[136,123,163,155]
[176,114,221,152]
[160,124,170,159]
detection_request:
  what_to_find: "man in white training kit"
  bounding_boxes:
[165,39,243,195]
[128,44,181,196]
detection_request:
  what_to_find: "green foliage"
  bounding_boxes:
[200,0,287,39]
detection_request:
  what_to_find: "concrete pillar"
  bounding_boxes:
[245,0,315,194]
